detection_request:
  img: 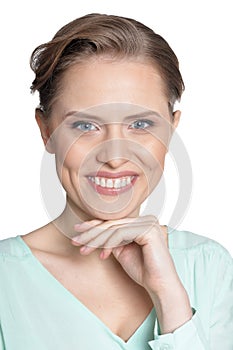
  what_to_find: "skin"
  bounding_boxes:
[23,58,192,341]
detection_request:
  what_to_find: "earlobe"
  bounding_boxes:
[35,109,55,154]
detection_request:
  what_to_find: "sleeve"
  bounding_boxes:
[148,310,209,350]
[148,246,233,350]
[0,324,5,350]
[209,251,233,349]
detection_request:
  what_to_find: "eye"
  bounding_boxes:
[71,121,99,132]
[129,119,154,130]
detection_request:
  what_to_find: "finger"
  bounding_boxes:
[77,227,117,249]
[74,219,103,232]
[72,216,159,248]
[72,224,111,246]
[79,245,97,255]
[72,218,129,246]
[100,215,158,228]
[77,221,142,250]
[103,219,157,249]
[73,215,157,237]
[112,245,125,259]
[79,246,113,258]
[85,219,155,249]
[72,220,105,245]
[81,223,141,250]
[99,248,113,260]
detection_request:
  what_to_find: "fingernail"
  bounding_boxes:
[71,237,81,245]
[100,250,105,259]
[80,246,90,254]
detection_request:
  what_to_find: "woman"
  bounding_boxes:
[0,13,232,350]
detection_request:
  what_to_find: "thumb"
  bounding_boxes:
[112,245,125,260]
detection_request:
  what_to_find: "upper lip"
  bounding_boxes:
[87,171,138,178]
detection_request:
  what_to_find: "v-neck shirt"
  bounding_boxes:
[0,227,232,349]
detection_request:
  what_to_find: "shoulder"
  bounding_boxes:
[168,226,232,268]
[0,236,29,261]
[169,226,230,252]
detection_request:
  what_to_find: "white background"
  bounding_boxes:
[0,0,232,255]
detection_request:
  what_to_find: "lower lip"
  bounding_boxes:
[87,176,138,196]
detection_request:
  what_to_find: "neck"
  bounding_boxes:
[53,203,85,240]
[54,196,141,239]
[50,198,141,264]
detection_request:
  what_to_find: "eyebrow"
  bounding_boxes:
[63,109,163,122]
[124,110,162,121]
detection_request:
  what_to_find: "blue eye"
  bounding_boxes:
[130,119,154,129]
[71,121,98,132]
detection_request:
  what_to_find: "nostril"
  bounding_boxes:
[96,139,131,164]
[104,158,129,169]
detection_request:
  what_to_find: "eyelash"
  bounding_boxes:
[71,121,98,132]
[71,119,155,132]
[129,119,155,129]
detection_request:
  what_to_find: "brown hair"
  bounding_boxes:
[30,13,184,116]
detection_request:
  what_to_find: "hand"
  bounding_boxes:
[72,215,179,294]
[72,215,193,334]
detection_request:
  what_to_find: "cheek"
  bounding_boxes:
[154,143,167,166]
[145,138,167,167]
[55,142,87,181]
[141,140,167,192]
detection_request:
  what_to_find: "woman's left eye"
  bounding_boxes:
[71,121,98,132]
[129,119,154,130]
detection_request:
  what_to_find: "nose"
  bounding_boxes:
[96,124,131,169]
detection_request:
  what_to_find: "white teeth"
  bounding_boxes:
[114,178,121,189]
[106,179,113,188]
[100,178,106,187]
[121,179,126,187]
[95,177,100,185]
[88,176,134,189]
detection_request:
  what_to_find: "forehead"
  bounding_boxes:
[54,58,169,115]
[63,102,165,122]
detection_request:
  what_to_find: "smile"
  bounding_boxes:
[86,173,138,196]
[87,176,135,189]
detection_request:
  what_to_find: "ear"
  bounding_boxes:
[172,110,181,129]
[166,110,181,153]
[35,109,55,154]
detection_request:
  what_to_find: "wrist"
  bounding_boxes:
[147,283,193,335]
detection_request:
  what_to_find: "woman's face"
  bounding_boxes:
[38,58,180,221]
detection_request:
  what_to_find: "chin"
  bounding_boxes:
[67,189,146,221]
[85,206,139,221]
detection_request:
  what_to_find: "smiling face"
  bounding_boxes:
[37,58,180,221]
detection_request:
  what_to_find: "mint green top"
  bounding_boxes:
[0,227,232,350]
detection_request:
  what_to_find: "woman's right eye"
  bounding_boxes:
[71,121,99,132]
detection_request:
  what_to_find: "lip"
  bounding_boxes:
[86,173,138,196]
